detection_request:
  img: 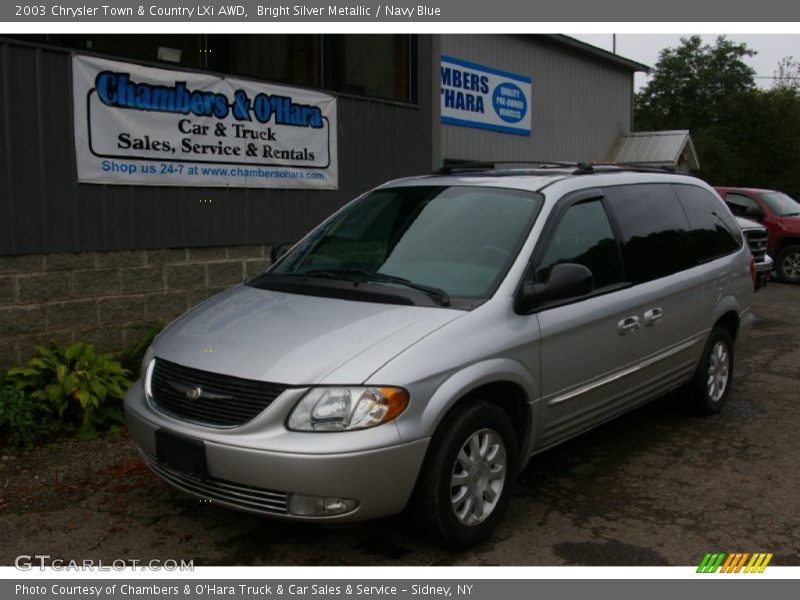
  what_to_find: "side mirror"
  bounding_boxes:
[270,242,292,264]
[746,205,766,220]
[516,263,594,312]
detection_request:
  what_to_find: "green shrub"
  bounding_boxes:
[0,381,63,450]
[7,343,132,440]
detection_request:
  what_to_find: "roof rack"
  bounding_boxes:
[435,160,680,176]
[436,160,587,175]
[578,162,678,174]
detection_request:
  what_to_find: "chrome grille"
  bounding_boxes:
[141,451,289,515]
[744,229,769,261]
[150,358,287,427]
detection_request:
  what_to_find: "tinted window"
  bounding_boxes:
[760,191,800,217]
[604,184,694,284]
[674,185,742,263]
[536,199,624,289]
[725,192,760,217]
[271,186,543,298]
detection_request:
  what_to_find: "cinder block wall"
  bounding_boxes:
[0,246,271,368]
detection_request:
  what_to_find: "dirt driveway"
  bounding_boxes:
[1,283,798,566]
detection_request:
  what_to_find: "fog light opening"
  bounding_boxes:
[288,494,358,517]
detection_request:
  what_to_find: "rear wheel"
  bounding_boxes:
[775,245,800,284]
[415,400,517,548]
[685,327,734,415]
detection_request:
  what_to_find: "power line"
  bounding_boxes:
[754,76,800,80]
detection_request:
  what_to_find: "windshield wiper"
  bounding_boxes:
[292,268,451,306]
[783,211,800,217]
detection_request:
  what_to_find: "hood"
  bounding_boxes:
[152,285,465,385]
[734,216,765,232]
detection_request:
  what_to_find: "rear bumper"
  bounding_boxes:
[125,384,429,522]
[754,256,773,290]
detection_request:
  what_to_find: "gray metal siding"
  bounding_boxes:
[0,37,433,255]
[438,35,633,164]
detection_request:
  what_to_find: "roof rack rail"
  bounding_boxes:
[433,160,681,177]
[436,160,581,175]
[573,162,678,175]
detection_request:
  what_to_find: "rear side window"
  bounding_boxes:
[604,184,694,284]
[536,199,625,289]
[673,185,742,263]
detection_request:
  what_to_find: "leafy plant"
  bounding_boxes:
[7,343,132,439]
[0,382,62,450]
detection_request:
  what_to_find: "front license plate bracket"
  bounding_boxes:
[155,429,209,479]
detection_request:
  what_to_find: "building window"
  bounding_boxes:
[215,35,321,88]
[325,35,414,102]
[3,34,416,103]
[47,34,207,69]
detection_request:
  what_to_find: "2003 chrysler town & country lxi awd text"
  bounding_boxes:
[125,164,755,547]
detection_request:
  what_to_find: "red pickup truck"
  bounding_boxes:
[715,187,800,284]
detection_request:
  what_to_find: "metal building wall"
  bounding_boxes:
[437,35,634,164]
[0,37,433,256]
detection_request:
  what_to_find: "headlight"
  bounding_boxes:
[140,345,155,380]
[287,386,409,432]
[141,346,155,401]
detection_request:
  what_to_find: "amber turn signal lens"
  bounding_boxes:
[379,387,410,422]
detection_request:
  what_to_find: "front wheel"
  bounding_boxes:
[414,400,518,548]
[685,327,734,415]
[775,245,800,284]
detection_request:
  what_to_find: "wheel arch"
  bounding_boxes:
[715,310,740,342]
[417,359,539,471]
[775,237,800,255]
[709,293,744,342]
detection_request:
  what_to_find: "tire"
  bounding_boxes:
[685,327,734,415]
[414,400,518,548]
[775,245,800,284]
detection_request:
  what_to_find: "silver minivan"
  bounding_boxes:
[125,164,755,547]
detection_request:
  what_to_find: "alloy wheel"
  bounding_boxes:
[450,428,507,526]
[707,341,730,402]
[782,251,800,280]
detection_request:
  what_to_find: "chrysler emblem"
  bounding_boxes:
[167,380,231,401]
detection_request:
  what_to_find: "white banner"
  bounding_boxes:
[72,55,338,189]
[440,55,532,137]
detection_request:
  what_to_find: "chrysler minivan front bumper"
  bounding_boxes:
[124,382,430,522]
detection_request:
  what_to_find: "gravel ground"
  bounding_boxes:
[1,282,798,566]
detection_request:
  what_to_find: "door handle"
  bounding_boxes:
[618,316,640,335]
[643,307,663,327]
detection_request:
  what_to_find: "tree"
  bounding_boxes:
[773,56,800,91]
[747,86,800,197]
[635,37,800,197]
[634,37,755,188]
[635,36,756,132]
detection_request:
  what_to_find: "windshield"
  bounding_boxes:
[268,185,543,300]
[760,192,800,217]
